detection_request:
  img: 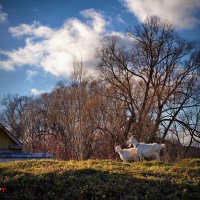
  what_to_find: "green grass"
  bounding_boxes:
[0,159,199,200]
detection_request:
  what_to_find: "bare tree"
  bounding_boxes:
[0,94,31,140]
[97,16,200,143]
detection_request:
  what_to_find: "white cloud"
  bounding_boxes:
[30,88,46,96]
[106,31,134,50]
[26,69,38,80]
[0,9,108,76]
[9,21,54,38]
[116,14,126,25]
[121,0,200,29]
[0,4,8,23]
[80,9,107,33]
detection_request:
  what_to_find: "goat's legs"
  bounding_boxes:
[154,152,160,161]
[139,154,144,161]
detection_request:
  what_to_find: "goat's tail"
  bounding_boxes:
[161,144,165,148]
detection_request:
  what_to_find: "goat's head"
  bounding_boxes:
[115,145,122,152]
[127,136,137,147]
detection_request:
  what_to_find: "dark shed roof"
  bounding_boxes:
[0,152,53,158]
[0,123,23,149]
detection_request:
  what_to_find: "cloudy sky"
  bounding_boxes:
[0,0,200,99]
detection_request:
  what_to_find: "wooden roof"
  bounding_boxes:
[0,123,23,149]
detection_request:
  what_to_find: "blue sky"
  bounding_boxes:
[0,0,200,100]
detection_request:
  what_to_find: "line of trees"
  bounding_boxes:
[1,17,200,160]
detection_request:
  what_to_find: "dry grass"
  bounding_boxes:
[0,159,199,199]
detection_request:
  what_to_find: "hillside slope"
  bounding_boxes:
[0,159,199,199]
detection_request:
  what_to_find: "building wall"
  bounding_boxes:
[0,129,15,149]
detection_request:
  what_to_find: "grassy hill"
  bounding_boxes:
[0,159,199,200]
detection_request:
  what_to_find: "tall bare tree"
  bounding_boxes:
[97,16,200,143]
[0,94,31,140]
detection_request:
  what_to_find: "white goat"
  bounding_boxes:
[115,145,138,162]
[127,136,165,161]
